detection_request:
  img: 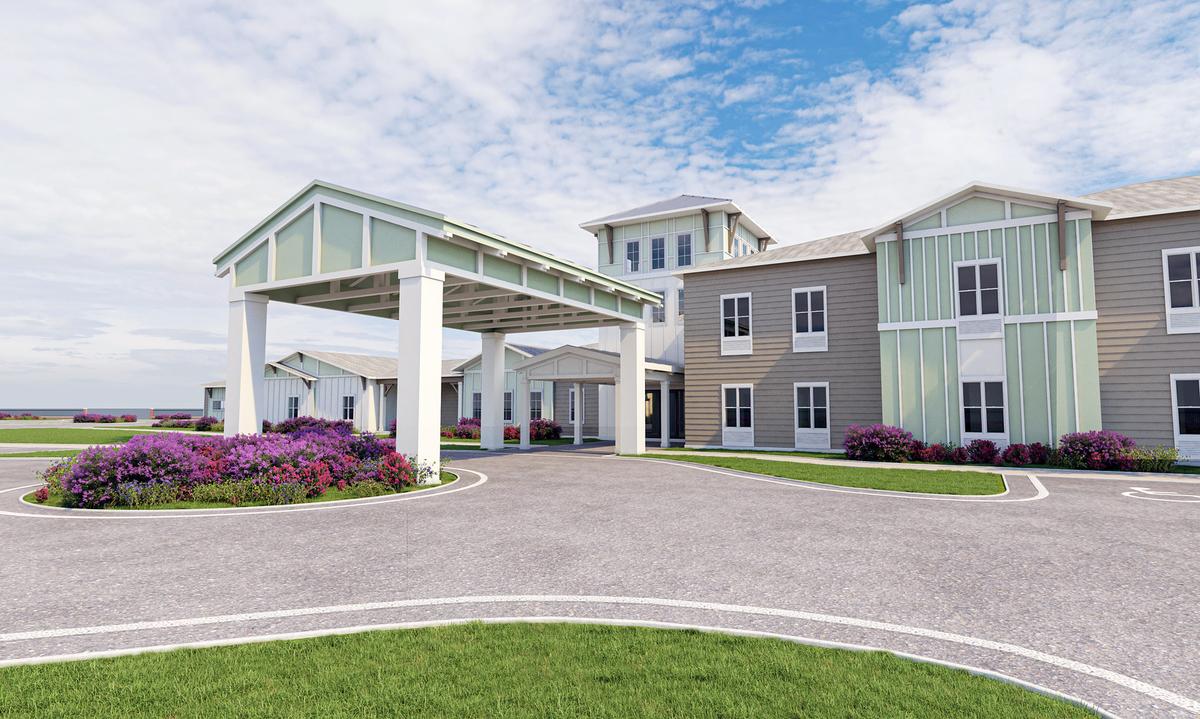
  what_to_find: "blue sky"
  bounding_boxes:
[1,0,1199,406]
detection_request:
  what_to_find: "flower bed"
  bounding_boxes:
[0,412,39,420]
[439,417,562,441]
[73,413,138,423]
[843,424,1179,472]
[152,415,223,432]
[34,424,435,509]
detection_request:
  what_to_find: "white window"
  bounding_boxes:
[721,384,754,447]
[650,236,666,270]
[503,391,513,423]
[677,288,685,317]
[956,261,1002,317]
[794,382,830,450]
[211,399,223,411]
[651,303,666,323]
[472,392,481,420]
[1171,374,1200,459]
[341,395,355,421]
[568,387,577,424]
[530,391,543,420]
[286,396,300,419]
[625,240,640,272]
[1163,248,1200,334]
[791,286,828,353]
[677,233,692,267]
[961,380,1005,439]
[720,293,752,356]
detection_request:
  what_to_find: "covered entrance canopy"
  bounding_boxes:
[212,181,661,474]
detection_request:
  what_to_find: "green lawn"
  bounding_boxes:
[0,449,83,458]
[26,472,457,510]
[643,454,1006,495]
[0,428,162,445]
[0,623,1093,718]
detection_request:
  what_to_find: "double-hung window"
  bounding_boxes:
[957,261,1001,317]
[791,286,828,352]
[962,380,1005,437]
[650,237,666,270]
[529,391,543,420]
[794,383,830,450]
[720,293,752,355]
[341,395,355,421]
[677,288,685,317]
[286,396,300,419]
[1172,374,1200,459]
[1164,248,1200,334]
[721,384,753,447]
[568,387,577,424]
[472,392,481,420]
[503,391,513,423]
[650,304,666,323]
[625,240,640,273]
[676,233,692,267]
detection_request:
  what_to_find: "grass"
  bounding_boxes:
[0,449,84,458]
[644,454,1006,495]
[0,623,1093,718]
[25,472,457,510]
[0,427,162,445]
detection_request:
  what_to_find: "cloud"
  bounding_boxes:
[0,0,1197,406]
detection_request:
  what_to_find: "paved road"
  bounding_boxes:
[0,451,1197,717]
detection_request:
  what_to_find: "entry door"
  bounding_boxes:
[645,389,661,439]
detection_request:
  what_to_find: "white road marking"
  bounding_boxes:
[0,468,485,519]
[0,616,1114,718]
[615,455,1048,502]
[1122,487,1200,503]
[0,594,1189,713]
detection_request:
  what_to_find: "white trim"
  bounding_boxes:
[942,328,950,439]
[895,330,902,424]
[953,258,1005,339]
[1107,204,1200,220]
[721,383,754,448]
[720,292,753,356]
[884,242,892,322]
[1003,310,1097,324]
[934,236,942,319]
[878,318,955,331]
[790,285,828,353]
[1016,325,1026,443]
[918,327,926,439]
[1170,373,1200,460]
[1162,246,1200,334]
[1069,319,1079,431]
[876,210,1096,244]
[1043,322,1053,442]
[1074,220,1084,312]
[793,381,831,450]
[959,376,1009,446]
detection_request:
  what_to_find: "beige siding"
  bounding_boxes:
[440,382,461,426]
[683,253,882,449]
[1094,210,1200,446]
[553,382,601,437]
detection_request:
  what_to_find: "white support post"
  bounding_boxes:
[518,372,532,450]
[305,381,317,418]
[224,293,268,436]
[573,381,583,445]
[456,381,464,421]
[660,377,672,448]
[616,323,646,455]
[394,269,444,481]
[363,379,378,434]
[480,331,507,450]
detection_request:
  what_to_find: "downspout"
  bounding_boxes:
[701,209,711,252]
[726,212,741,255]
[1056,201,1068,271]
[604,225,615,265]
[895,221,905,284]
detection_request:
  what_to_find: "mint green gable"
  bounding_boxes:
[875,201,1102,446]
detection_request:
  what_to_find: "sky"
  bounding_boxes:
[1,0,1199,407]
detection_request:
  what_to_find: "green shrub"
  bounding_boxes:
[1123,446,1178,473]
[337,480,393,498]
[112,482,180,507]
[191,479,311,506]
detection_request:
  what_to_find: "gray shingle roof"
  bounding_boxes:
[296,350,398,379]
[683,230,869,274]
[1084,175,1200,218]
[583,195,731,226]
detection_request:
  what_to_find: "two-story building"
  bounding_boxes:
[673,175,1200,460]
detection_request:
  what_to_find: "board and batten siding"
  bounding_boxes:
[682,253,881,449]
[440,382,461,426]
[552,382,601,438]
[1093,210,1200,449]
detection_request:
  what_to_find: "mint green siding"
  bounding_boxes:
[275,209,314,280]
[921,328,948,441]
[1073,319,1102,431]
[1004,324,1025,442]
[1016,322,1050,442]
[947,197,1004,226]
[526,268,559,295]
[564,280,590,304]
[593,290,618,311]
[320,205,364,273]
[880,331,899,425]
[482,255,521,284]
[234,242,268,286]
[426,237,476,271]
[369,218,416,265]
[620,297,643,317]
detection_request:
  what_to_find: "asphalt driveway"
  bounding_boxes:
[0,451,1196,717]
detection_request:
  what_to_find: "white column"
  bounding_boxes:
[616,323,646,455]
[305,380,317,418]
[518,372,532,449]
[224,293,268,436]
[362,379,378,434]
[660,377,672,448]
[394,269,444,480]
[573,381,583,445]
[479,331,507,450]
[456,381,464,421]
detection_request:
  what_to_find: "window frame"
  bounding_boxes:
[720,383,755,448]
[211,399,223,411]
[959,377,1007,442]
[953,259,1004,319]
[793,381,831,450]
[650,303,666,323]
[1170,373,1200,460]
[503,391,513,423]
[1162,247,1200,334]
[719,292,753,356]
[286,395,300,419]
[568,386,576,424]
[530,390,543,421]
[650,236,666,270]
[677,287,685,317]
[472,392,481,420]
[790,285,828,353]
[676,233,692,267]
[625,239,640,273]
[341,395,356,422]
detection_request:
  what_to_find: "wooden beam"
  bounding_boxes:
[701,208,710,252]
[604,225,615,265]
[1057,200,1068,271]
[895,221,905,285]
[726,212,741,254]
